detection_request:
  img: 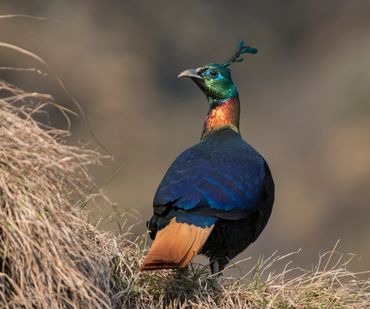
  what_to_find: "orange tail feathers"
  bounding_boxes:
[140,218,214,271]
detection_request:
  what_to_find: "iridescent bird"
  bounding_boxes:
[140,41,274,274]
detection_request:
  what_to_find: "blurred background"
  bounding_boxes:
[1,1,370,271]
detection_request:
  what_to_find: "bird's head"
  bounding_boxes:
[178,64,236,103]
[178,41,257,104]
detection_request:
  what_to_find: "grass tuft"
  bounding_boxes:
[0,80,111,308]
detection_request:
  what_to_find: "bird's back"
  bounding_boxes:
[154,129,268,214]
[142,128,274,271]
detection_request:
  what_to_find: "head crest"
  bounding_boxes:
[223,40,258,68]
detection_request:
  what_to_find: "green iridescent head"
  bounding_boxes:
[178,41,257,104]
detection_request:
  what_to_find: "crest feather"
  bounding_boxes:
[223,40,258,67]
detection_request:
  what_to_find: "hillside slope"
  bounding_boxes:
[0,80,369,308]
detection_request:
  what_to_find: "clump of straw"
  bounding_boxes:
[0,80,111,307]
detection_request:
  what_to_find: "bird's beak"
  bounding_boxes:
[177,68,203,80]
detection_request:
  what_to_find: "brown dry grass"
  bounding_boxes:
[0,80,112,307]
[0,55,369,308]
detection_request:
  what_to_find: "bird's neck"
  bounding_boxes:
[201,95,240,141]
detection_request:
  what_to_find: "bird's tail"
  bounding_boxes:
[140,218,214,271]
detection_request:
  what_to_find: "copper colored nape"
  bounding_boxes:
[201,96,240,141]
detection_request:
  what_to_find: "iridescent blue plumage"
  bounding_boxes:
[142,41,274,274]
[148,126,274,272]
[154,129,266,217]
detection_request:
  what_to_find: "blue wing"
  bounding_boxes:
[153,129,269,226]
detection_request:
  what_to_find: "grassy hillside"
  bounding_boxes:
[0,80,369,308]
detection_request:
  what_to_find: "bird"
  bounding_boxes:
[140,41,274,274]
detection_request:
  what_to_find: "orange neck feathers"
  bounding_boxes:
[201,96,240,141]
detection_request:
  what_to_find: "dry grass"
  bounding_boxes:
[0,80,111,307]
[0,78,369,308]
[107,241,370,308]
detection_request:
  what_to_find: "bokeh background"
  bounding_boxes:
[1,1,370,271]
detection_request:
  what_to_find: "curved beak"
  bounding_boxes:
[177,68,203,80]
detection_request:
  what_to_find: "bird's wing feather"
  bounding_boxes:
[153,130,267,219]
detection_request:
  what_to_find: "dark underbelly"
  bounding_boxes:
[200,211,267,260]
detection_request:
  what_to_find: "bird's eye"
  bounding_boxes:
[209,70,218,78]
